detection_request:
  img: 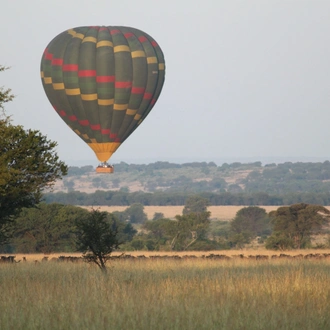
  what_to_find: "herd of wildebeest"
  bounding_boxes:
[1,253,330,264]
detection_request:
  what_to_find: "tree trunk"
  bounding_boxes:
[184,231,198,250]
[98,255,107,273]
[184,238,197,250]
[170,232,180,250]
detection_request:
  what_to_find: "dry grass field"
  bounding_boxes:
[80,205,284,220]
[2,205,329,328]
[1,256,330,329]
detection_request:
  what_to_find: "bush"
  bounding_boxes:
[265,232,294,250]
[129,239,146,251]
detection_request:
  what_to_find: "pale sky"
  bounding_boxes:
[1,1,330,165]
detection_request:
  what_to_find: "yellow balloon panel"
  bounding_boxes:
[88,142,121,162]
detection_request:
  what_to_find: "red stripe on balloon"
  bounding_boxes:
[139,36,147,42]
[115,81,132,88]
[151,98,156,105]
[111,29,120,35]
[69,115,77,121]
[143,93,152,100]
[101,129,110,135]
[151,41,158,47]
[97,76,115,83]
[45,53,53,60]
[78,70,96,77]
[99,27,108,31]
[90,124,101,130]
[63,64,78,71]
[52,58,63,66]
[131,87,145,94]
[110,133,117,139]
[59,110,66,117]
[124,32,133,38]
[79,120,89,126]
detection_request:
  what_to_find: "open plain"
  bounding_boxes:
[1,253,330,329]
[3,206,330,329]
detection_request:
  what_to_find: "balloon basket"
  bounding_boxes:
[96,163,114,174]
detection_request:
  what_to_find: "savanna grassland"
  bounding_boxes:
[1,255,330,330]
[81,205,283,220]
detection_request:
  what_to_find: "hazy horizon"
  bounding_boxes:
[66,155,330,167]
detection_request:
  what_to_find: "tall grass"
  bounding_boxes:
[0,259,330,329]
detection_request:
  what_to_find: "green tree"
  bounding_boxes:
[76,209,120,272]
[12,203,88,253]
[229,233,251,249]
[170,212,211,251]
[126,203,148,224]
[112,210,128,222]
[265,231,294,251]
[67,165,93,176]
[8,205,135,254]
[0,68,67,245]
[129,238,145,250]
[230,206,270,244]
[166,196,212,250]
[63,179,75,192]
[113,218,137,244]
[152,212,165,220]
[266,203,330,249]
[143,218,176,243]
[0,119,68,244]
[182,196,210,215]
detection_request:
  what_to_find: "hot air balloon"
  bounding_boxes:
[40,26,165,173]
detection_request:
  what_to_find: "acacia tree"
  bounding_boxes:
[143,197,211,251]
[170,196,211,250]
[112,203,148,224]
[12,203,89,253]
[266,203,330,249]
[0,66,68,245]
[170,211,211,250]
[182,196,209,215]
[143,218,175,243]
[75,209,120,272]
[230,206,271,246]
[126,203,148,224]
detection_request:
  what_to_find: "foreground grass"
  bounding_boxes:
[0,259,330,330]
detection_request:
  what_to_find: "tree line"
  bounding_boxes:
[63,160,330,194]
[1,203,137,254]
[2,199,330,254]
[44,190,330,206]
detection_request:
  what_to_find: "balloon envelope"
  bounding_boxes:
[40,26,165,162]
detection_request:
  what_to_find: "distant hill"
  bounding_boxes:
[52,160,330,195]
